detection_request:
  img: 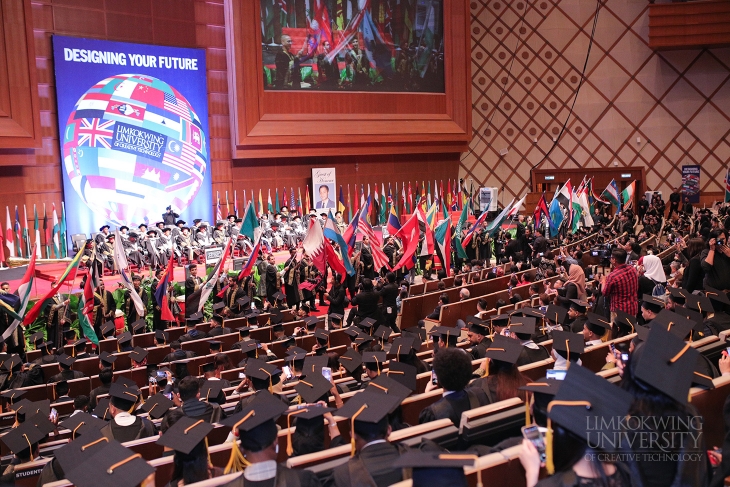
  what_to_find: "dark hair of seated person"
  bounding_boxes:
[99,367,113,385]
[177,376,200,402]
[432,348,473,392]
[487,359,528,402]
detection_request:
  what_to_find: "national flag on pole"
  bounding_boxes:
[241,201,260,240]
[2,245,37,339]
[43,204,50,259]
[52,203,60,258]
[237,237,258,282]
[189,238,232,314]
[216,192,223,221]
[343,207,360,256]
[14,207,22,258]
[22,205,30,258]
[379,183,387,225]
[416,205,434,256]
[302,218,327,274]
[113,228,145,318]
[78,263,99,345]
[506,194,527,220]
[461,210,489,248]
[33,205,41,258]
[454,205,469,259]
[392,212,419,270]
[601,179,621,212]
[338,186,346,214]
[347,185,352,222]
[4,207,13,259]
[24,247,84,325]
[725,168,730,203]
[60,202,68,257]
[0,215,4,266]
[234,190,239,216]
[275,188,280,213]
[324,212,355,277]
[305,186,311,214]
[154,255,176,322]
[407,182,413,214]
[621,180,636,210]
[258,189,263,215]
[358,198,391,271]
[290,187,296,213]
[267,189,273,214]
[225,191,230,215]
[534,193,550,226]
[386,205,401,236]
[485,198,515,238]
[434,217,452,273]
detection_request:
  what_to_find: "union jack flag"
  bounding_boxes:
[77,118,114,148]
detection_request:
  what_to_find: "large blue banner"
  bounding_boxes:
[52,36,211,238]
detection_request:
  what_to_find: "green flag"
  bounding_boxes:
[454,206,469,259]
[241,201,260,240]
[275,188,280,213]
[77,290,99,345]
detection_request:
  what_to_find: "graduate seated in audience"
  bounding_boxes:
[89,366,112,410]
[289,404,344,457]
[158,415,223,487]
[207,314,234,336]
[100,383,155,442]
[471,334,529,403]
[0,422,46,483]
[419,347,490,425]
[177,376,223,423]
[163,340,196,362]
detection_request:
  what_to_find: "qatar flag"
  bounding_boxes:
[302,218,327,274]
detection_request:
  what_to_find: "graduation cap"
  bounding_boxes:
[92,398,112,420]
[12,399,50,418]
[99,351,117,367]
[116,331,132,346]
[354,333,375,348]
[673,306,704,333]
[366,374,412,407]
[546,364,634,473]
[302,355,329,375]
[613,309,636,334]
[568,299,589,313]
[187,311,204,322]
[489,314,511,328]
[362,351,387,374]
[392,450,475,487]
[483,335,523,365]
[129,347,148,363]
[336,390,403,455]
[141,393,175,420]
[374,326,392,345]
[685,293,713,315]
[26,411,56,436]
[512,307,546,320]
[3,355,21,372]
[551,330,585,361]
[388,337,417,359]
[245,359,282,392]
[108,383,140,409]
[585,312,612,336]
[632,325,700,404]
[212,302,226,312]
[269,311,283,325]
[509,317,537,336]
[385,360,418,392]
[338,349,363,375]
[130,320,146,334]
[303,316,320,329]
[239,341,259,357]
[641,295,666,314]
[402,326,427,342]
[155,330,169,343]
[37,340,53,351]
[64,328,78,340]
[73,338,88,349]
[650,309,696,340]
[344,327,360,340]
[236,296,251,308]
[635,324,650,342]
[668,287,688,305]
[209,340,222,351]
[314,328,330,345]
[358,317,377,333]
[200,380,225,403]
[236,326,252,336]
[157,415,215,454]
[429,326,459,347]
[101,321,116,337]
[220,392,288,451]
[64,439,155,487]
[114,376,137,388]
[29,332,44,345]
[59,412,107,443]
[703,286,730,308]
[519,378,562,397]
[544,305,567,325]
[466,316,489,335]
[328,313,343,325]
[1,389,26,405]
[1,421,45,456]
[294,372,333,403]
[273,292,286,302]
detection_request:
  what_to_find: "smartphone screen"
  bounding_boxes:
[238,372,246,379]
[621,353,630,362]
[50,408,58,422]
[321,367,332,382]
[522,425,546,462]
[546,370,567,381]
[282,366,293,380]
[431,370,438,385]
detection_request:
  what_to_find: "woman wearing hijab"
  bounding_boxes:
[556,263,587,309]
[637,254,666,299]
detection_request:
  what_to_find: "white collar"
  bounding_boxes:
[442,390,457,397]
[362,439,387,450]
[114,411,136,426]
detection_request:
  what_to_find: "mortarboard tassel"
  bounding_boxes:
[546,400,591,474]
[350,404,368,457]
[23,434,33,461]
[565,339,570,369]
[375,356,380,376]
[107,453,142,474]
[669,342,691,363]
[225,410,255,474]
[286,408,308,456]
[369,383,388,393]
[260,368,273,393]
[81,436,108,451]
[72,422,85,440]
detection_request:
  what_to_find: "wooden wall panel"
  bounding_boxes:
[0,0,460,234]
[0,0,41,149]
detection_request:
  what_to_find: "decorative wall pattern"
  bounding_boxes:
[463,0,730,199]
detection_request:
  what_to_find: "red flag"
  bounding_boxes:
[534,192,550,224]
[392,213,419,270]
[0,218,4,265]
[325,240,347,283]
[155,256,176,322]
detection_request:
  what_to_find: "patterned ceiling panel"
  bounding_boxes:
[463,0,730,199]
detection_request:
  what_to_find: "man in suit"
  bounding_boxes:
[377,272,400,332]
[207,314,233,337]
[348,278,382,327]
[185,265,203,301]
[316,185,336,209]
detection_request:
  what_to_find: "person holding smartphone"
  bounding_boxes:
[701,229,730,291]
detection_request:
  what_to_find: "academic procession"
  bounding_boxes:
[1,0,730,486]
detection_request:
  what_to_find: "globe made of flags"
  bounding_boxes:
[62,74,208,227]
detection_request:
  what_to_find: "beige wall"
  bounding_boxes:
[463,0,730,200]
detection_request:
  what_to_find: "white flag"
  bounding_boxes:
[113,229,145,317]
